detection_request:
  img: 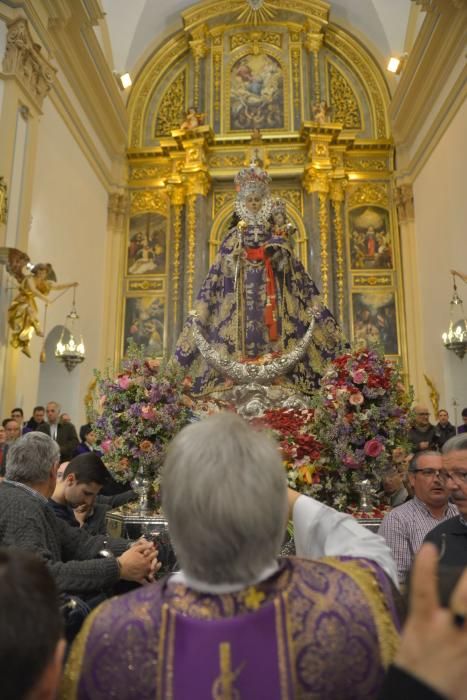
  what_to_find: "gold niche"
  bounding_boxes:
[123,0,406,373]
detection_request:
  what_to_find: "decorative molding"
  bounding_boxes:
[328,62,362,130]
[395,184,415,224]
[108,192,129,224]
[230,31,282,51]
[318,190,330,305]
[390,2,466,181]
[182,0,329,33]
[325,26,390,139]
[353,275,392,287]
[127,278,165,292]
[42,1,128,156]
[0,177,8,226]
[2,17,57,110]
[348,183,388,208]
[130,191,169,216]
[154,70,187,137]
[412,0,465,11]
[129,35,189,148]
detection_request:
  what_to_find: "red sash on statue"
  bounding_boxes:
[245,246,278,341]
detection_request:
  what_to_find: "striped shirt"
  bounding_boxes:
[378,496,458,585]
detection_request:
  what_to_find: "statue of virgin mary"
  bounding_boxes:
[174,162,344,398]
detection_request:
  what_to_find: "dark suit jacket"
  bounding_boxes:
[424,515,467,568]
[37,422,79,461]
[0,443,8,476]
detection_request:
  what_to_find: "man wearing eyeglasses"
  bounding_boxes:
[425,434,467,567]
[378,451,458,585]
[408,405,439,453]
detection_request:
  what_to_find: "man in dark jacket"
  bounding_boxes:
[434,409,456,448]
[22,405,46,434]
[37,401,79,461]
[425,433,467,567]
[408,405,439,453]
[0,433,157,597]
[50,454,135,534]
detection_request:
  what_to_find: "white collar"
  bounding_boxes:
[168,561,280,594]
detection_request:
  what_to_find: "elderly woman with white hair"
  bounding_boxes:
[64,412,400,700]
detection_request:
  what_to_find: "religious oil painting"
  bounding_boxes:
[123,296,165,356]
[230,54,284,131]
[352,291,398,355]
[127,213,167,276]
[349,206,392,270]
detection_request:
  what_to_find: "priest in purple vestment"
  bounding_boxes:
[62,413,400,700]
[173,162,344,397]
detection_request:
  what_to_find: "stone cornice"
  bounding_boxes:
[1,17,57,110]
[390,1,467,181]
[43,0,127,157]
[4,1,128,162]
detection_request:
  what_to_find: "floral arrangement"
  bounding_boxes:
[308,347,412,509]
[252,408,323,492]
[253,347,412,511]
[93,344,190,490]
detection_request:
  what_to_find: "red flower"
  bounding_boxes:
[363,439,383,458]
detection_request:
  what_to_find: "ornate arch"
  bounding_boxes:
[122,0,406,373]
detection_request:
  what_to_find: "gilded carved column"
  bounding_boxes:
[189,25,208,110]
[185,191,197,310]
[330,179,346,326]
[317,177,331,306]
[179,126,212,313]
[304,20,325,104]
[169,185,185,331]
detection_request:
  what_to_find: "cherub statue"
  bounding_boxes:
[0,247,78,358]
[180,106,205,131]
[311,100,332,124]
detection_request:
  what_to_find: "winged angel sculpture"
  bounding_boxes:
[0,247,77,358]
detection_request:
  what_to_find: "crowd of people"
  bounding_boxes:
[0,405,467,700]
[1,403,467,699]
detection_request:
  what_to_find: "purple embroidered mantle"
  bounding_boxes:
[173,223,344,397]
[63,556,400,700]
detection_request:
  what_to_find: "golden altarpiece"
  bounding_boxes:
[120,0,407,373]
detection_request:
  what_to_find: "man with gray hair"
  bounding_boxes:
[64,412,400,700]
[37,401,79,461]
[0,432,158,599]
[378,450,458,586]
[425,434,467,567]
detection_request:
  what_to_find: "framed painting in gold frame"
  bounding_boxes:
[127,212,168,276]
[351,290,399,356]
[348,206,393,271]
[122,295,165,358]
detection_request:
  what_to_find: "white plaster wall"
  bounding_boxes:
[413,99,467,422]
[13,97,108,427]
[0,20,6,112]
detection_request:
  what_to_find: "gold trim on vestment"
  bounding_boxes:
[156,603,169,698]
[60,601,109,700]
[322,557,400,668]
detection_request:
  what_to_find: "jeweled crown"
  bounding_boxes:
[271,197,286,218]
[234,160,271,198]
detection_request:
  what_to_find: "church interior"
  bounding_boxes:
[0,0,465,424]
[1,2,467,698]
